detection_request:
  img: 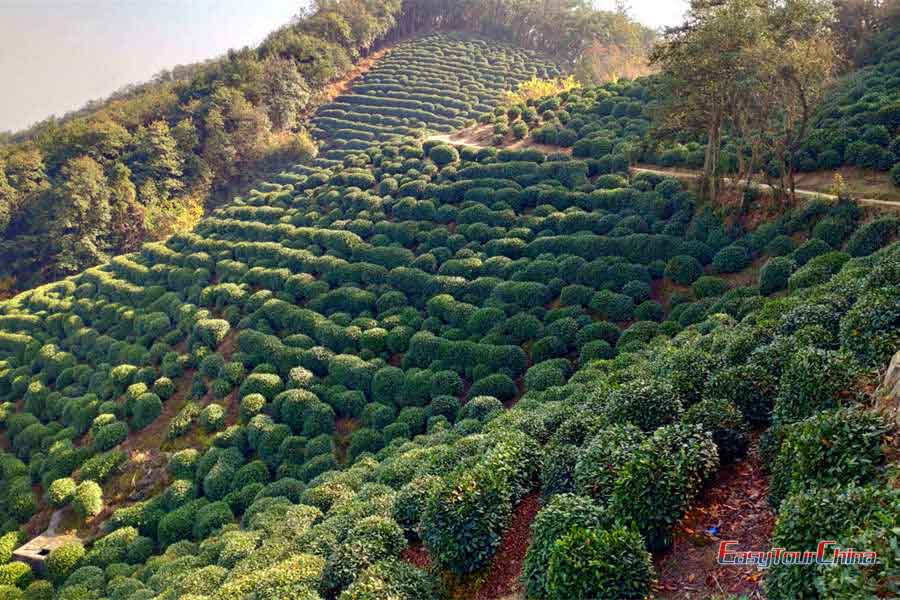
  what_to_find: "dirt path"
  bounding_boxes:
[310,47,392,111]
[631,165,900,210]
[427,129,899,210]
[473,492,540,600]
[654,438,774,599]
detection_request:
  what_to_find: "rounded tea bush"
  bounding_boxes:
[712,244,751,274]
[602,377,683,432]
[46,541,85,584]
[0,562,32,589]
[48,477,77,507]
[759,257,796,295]
[132,393,163,430]
[421,465,511,575]
[72,481,103,518]
[682,398,750,464]
[573,425,645,504]
[546,526,654,600]
[523,493,607,599]
[665,255,703,285]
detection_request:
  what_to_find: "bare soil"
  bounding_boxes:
[654,437,775,599]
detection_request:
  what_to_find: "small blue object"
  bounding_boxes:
[707,526,719,536]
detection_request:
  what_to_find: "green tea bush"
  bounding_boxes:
[610,425,718,550]
[759,257,796,295]
[523,493,608,599]
[340,558,438,600]
[769,408,887,508]
[132,393,162,430]
[323,516,406,593]
[421,465,511,575]
[712,244,751,273]
[545,526,654,600]
[0,563,31,589]
[72,480,103,518]
[773,348,857,425]
[766,485,900,599]
[665,255,703,285]
[572,425,644,504]
[602,377,682,432]
[682,398,749,464]
[48,477,77,507]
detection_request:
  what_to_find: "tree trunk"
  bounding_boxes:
[703,113,722,201]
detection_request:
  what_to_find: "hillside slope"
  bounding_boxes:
[0,109,898,598]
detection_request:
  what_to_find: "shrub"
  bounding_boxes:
[682,398,749,464]
[459,395,503,422]
[469,374,517,403]
[602,377,682,432]
[572,425,644,504]
[765,485,899,599]
[194,319,231,348]
[845,217,899,257]
[323,516,406,593]
[546,526,654,600]
[72,481,103,518]
[711,245,751,273]
[665,255,703,285]
[0,533,20,565]
[92,420,128,451]
[691,276,729,299]
[132,393,162,430]
[773,348,857,425]
[167,449,200,480]
[759,257,796,295]
[589,291,634,322]
[769,408,887,509]
[46,541,85,584]
[48,477,77,507]
[429,145,459,167]
[193,501,234,540]
[152,377,175,400]
[340,558,438,600]
[610,425,718,551]
[200,403,226,432]
[0,563,31,589]
[839,286,900,366]
[523,493,608,599]
[421,465,512,575]
[239,393,266,422]
[239,373,284,400]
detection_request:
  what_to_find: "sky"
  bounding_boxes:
[0,0,301,133]
[0,0,689,134]
[595,0,689,30]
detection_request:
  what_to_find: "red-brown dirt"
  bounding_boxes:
[654,437,775,599]
[473,491,541,600]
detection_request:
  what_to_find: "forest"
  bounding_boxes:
[0,1,898,600]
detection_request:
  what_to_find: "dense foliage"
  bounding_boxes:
[0,11,898,599]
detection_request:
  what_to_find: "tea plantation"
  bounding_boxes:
[483,35,900,181]
[310,33,560,168]
[0,113,897,599]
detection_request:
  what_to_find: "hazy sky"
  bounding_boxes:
[596,0,689,30]
[0,0,300,132]
[0,1,689,133]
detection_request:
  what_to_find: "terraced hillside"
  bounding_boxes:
[309,33,560,168]
[0,122,898,600]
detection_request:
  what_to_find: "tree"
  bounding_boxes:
[651,0,766,201]
[129,120,184,198]
[262,57,311,131]
[49,156,113,275]
[107,162,144,252]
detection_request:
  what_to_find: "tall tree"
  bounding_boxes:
[261,57,312,131]
[49,156,113,275]
[650,0,766,200]
[129,120,184,198]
